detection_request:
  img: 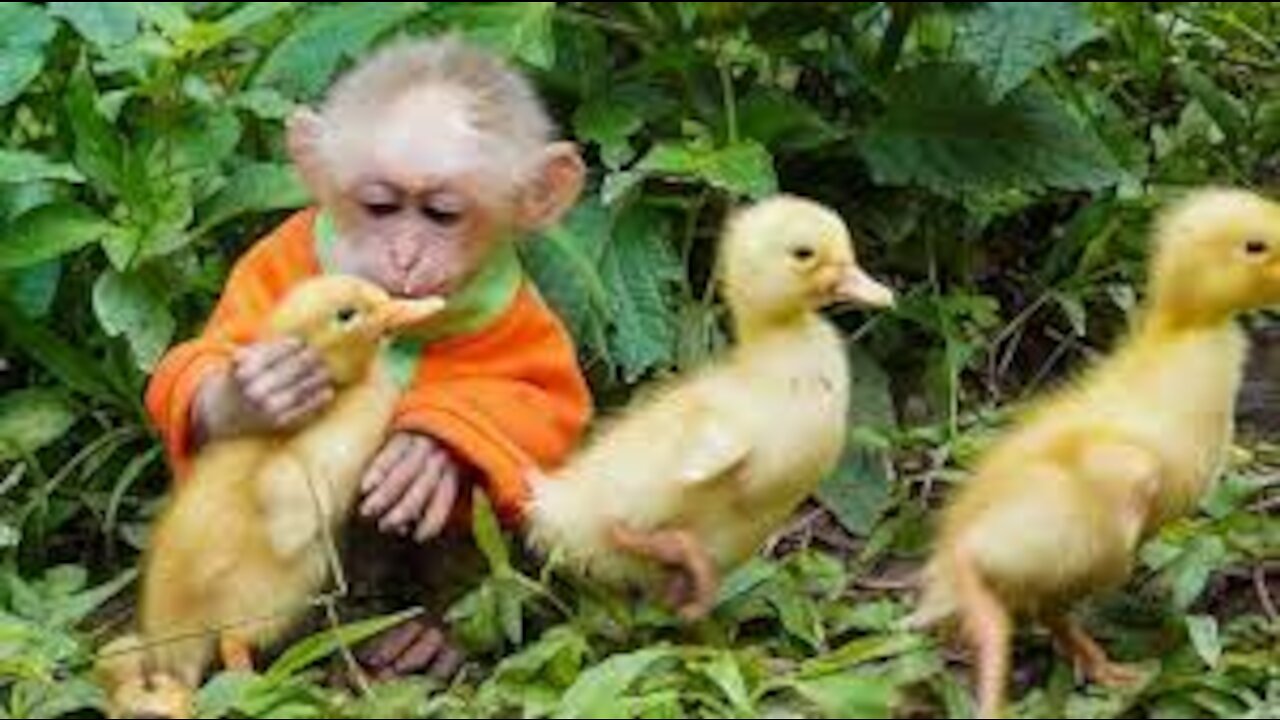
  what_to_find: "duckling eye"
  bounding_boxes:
[791,246,816,263]
[334,306,359,324]
[1244,238,1270,257]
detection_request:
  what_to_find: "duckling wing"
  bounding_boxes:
[257,450,326,558]
[672,401,752,486]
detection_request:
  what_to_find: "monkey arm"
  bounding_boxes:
[391,286,592,525]
[145,211,321,479]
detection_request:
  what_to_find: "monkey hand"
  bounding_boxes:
[360,432,463,542]
[193,338,334,444]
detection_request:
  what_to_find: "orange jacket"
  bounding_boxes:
[145,209,592,525]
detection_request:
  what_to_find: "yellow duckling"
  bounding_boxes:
[98,275,444,719]
[909,188,1280,718]
[527,194,895,619]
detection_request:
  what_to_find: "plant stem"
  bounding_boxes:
[718,61,739,145]
[875,2,917,75]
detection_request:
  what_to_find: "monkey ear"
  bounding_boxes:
[517,142,586,232]
[286,107,331,196]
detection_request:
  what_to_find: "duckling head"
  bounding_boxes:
[720,195,894,333]
[268,275,445,384]
[1147,187,1280,328]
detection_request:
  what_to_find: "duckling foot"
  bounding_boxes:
[1046,616,1143,689]
[607,523,718,621]
[110,673,195,720]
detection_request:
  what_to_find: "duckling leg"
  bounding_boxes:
[951,545,1010,720]
[608,523,717,621]
[218,633,254,673]
[1045,615,1143,688]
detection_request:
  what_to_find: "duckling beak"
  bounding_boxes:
[372,296,447,333]
[831,265,895,309]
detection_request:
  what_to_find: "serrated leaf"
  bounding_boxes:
[601,204,681,380]
[0,3,56,106]
[92,269,176,371]
[48,3,140,48]
[860,64,1124,196]
[554,646,678,718]
[633,140,778,200]
[523,196,612,359]
[0,150,84,185]
[198,163,309,233]
[254,2,425,100]
[472,486,510,571]
[954,2,1100,99]
[818,346,897,536]
[0,203,114,270]
[1186,615,1222,670]
[574,100,644,169]
[439,2,557,69]
[739,90,842,152]
[0,389,79,462]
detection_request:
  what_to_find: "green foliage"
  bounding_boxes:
[0,2,1277,718]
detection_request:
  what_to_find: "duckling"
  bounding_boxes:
[908,188,1280,718]
[99,275,444,718]
[526,195,895,620]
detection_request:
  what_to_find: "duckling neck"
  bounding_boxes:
[732,307,817,344]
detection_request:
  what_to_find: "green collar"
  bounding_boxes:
[313,211,524,386]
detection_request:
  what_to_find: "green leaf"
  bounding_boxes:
[1186,615,1222,670]
[133,2,193,39]
[439,2,557,69]
[787,673,897,719]
[472,486,511,571]
[265,607,423,682]
[574,100,644,169]
[623,140,779,201]
[523,196,613,359]
[197,163,309,233]
[859,64,1124,196]
[1,259,60,318]
[446,580,503,654]
[214,2,296,38]
[0,389,79,463]
[92,269,177,371]
[0,150,85,184]
[1177,65,1249,143]
[66,62,125,192]
[738,90,842,152]
[694,652,755,717]
[254,2,425,100]
[601,204,682,381]
[0,3,56,106]
[953,2,1100,99]
[554,646,678,718]
[231,88,296,120]
[0,300,118,402]
[818,346,897,536]
[1165,536,1229,611]
[766,584,824,651]
[48,3,140,48]
[0,203,114,270]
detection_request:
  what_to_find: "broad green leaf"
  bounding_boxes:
[574,100,644,169]
[92,269,177,371]
[48,3,140,48]
[1186,615,1222,670]
[438,2,557,69]
[601,204,682,380]
[859,64,1124,196]
[254,2,426,100]
[1178,65,1249,142]
[1166,537,1229,611]
[265,607,422,681]
[766,584,824,651]
[132,2,192,39]
[0,389,79,463]
[694,652,755,717]
[818,346,897,536]
[472,486,510,571]
[787,673,897,719]
[554,646,678,718]
[738,90,843,152]
[953,2,1100,99]
[0,203,114,270]
[624,140,779,201]
[231,88,296,120]
[48,569,136,627]
[0,3,56,106]
[198,163,309,233]
[214,2,296,38]
[446,580,503,653]
[489,625,588,686]
[0,150,84,184]
[0,300,118,402]
[716,558,782,607]
[1,259,61,318]
[523,196,613,359]
[66,62,125,192]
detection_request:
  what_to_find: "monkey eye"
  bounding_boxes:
[363,201,402,218]
[334,306,360,324]
[1244,238,1270,257]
